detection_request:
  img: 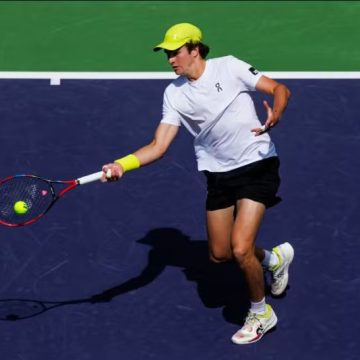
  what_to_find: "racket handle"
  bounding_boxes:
[77,171,104,185]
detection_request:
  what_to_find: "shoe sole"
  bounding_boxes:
[271,242,294,296]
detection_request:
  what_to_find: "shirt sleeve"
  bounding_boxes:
[160,86,182,127]
[226,55,263,91]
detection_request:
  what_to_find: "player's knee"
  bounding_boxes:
[232,245,254,267]
[209,251,232,263]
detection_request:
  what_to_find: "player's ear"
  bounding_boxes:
[191,45,200,57]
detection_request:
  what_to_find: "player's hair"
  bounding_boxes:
[185,42,210,59]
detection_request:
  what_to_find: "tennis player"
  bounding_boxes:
[102,23,294,345]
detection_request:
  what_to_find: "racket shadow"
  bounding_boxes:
[0,298,92,321]
[91,227,250,325]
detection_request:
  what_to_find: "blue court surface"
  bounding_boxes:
[0,78,359,359]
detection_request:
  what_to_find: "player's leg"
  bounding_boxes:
[231,198,266,301]
[230,198,277,344]
[206,206,234,263]
[206,205,267,264]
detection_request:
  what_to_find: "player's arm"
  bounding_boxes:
[252,75,291,136]
[102,122,179,181]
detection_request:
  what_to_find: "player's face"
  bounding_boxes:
[165,46,196,76]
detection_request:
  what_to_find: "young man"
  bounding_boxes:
[102,23,294,345]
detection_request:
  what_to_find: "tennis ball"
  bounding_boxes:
[14,201,28,215]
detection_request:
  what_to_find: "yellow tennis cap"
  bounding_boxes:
[153,23,202,51]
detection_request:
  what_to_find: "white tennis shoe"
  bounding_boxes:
[270,242,294,296]
[231,304,277,344]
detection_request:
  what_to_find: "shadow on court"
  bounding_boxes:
[0,228,254,326]
[91,228,250,325]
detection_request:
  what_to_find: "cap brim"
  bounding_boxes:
[153,40,188,52]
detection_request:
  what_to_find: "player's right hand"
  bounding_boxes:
[101,163,124,182]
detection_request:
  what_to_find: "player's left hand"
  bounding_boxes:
[251,100,279,136]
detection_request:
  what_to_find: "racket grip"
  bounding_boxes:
[77,171,104,185]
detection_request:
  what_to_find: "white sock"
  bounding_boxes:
[250,297,266,315]
[262,249,279,269]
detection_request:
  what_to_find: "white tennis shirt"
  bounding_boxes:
[160,55,277,172]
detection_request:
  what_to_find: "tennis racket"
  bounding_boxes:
[0,170,107,227]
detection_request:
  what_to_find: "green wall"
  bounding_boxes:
[0,1,359,71]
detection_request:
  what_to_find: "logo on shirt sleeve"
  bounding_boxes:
[249,67,259,75]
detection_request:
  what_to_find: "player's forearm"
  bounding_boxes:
[112,136,171,173]
[132,122,179,167]
[104,123,178,180]
[272,84,291,121]
[133,140,168,166]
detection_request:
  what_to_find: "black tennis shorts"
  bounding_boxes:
[203,156,281,211]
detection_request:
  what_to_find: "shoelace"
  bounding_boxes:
[273,269,284,279]
[243,312,262,331]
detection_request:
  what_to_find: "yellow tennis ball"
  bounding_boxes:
[14,201,28,215]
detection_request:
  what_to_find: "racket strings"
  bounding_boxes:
[0,176,54,225]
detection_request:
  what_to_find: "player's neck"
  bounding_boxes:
[186,59,206,82]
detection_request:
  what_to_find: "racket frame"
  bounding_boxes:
[0,171,103,227]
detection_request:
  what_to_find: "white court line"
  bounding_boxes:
[0,71,359,85]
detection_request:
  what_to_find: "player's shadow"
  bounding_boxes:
[0,228,280,323]
[91,227,250,325]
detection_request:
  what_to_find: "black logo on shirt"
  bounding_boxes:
[215,82,223,92]
[249,67,259,75]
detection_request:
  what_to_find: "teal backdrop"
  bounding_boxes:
[0,1,359,71]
